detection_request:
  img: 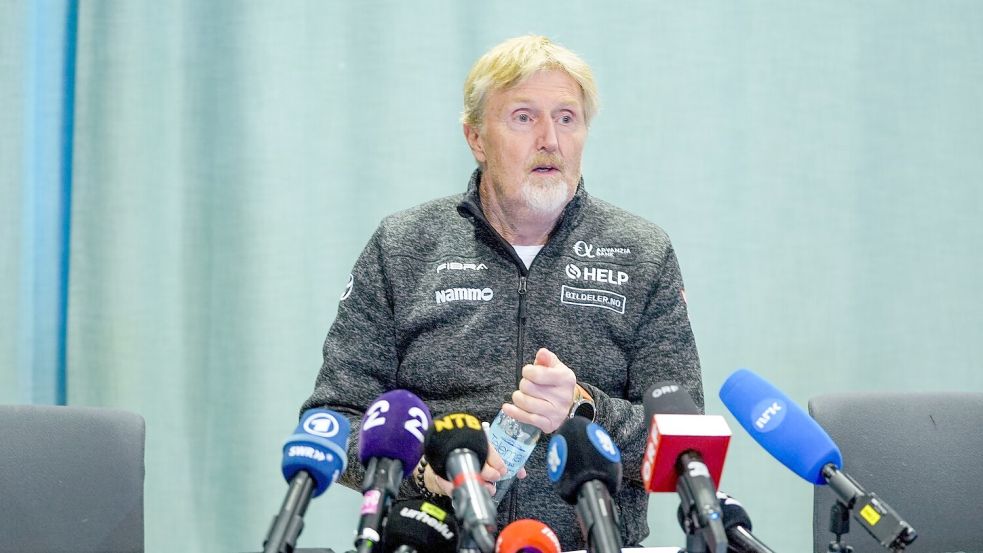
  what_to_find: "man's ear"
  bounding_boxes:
[463,123,486,164]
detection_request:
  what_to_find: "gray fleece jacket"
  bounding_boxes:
[302,169,703,550]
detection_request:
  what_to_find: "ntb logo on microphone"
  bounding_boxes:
[433,413,482,432]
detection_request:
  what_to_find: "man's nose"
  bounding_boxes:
[535,118,559,152]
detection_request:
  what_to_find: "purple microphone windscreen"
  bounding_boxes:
[358,389,432,478]
[719,368,842,485]
[547,417,622,504]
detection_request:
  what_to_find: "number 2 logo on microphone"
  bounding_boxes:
[362,398,430,443]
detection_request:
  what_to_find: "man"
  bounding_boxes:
[302,35,702,550]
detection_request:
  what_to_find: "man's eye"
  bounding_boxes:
[560,115,573,124]
[516,113,531,123]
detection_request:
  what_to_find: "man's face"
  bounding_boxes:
[465,70,587,218]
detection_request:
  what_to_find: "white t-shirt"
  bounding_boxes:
[511,244,544,269]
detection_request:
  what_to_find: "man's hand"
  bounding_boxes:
[502,347,577,433]
[421,440,527,497]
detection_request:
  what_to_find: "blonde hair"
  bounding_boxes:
[462,35,599,129]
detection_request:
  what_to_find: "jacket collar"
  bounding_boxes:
[456,167,588,243]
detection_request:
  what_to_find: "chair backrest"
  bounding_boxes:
[0,404,145,553]
[808,392,983,553]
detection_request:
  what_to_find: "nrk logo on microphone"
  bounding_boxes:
[587,423,621,464]
[751,398,787,433]
[546,435,567,482]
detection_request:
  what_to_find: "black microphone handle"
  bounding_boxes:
[575,480,622,553]
[821,464,917,549]
[264,470,316,553]
[675,451,727,553]
[446,449,496,553]
[355,457,404,553]
[728,525,776,553]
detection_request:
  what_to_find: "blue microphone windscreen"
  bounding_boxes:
[719,369,842,485]
[282,409,351,497]
[359,389,432,478]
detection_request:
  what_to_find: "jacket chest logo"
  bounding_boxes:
[436,261,487,274]
[573,240,632,259]
[560,285,627,314]
[564,264,629,286]
[435,287,494,304]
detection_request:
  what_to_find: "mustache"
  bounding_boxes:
[527,155,564,171]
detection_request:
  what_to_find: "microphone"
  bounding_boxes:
[379,498,458,553]
[495,519,561,553]
[719,369,917,551]
[423,412,496,553]
[355,390,432,553]
[264,409,350,553]
[677,492,776,553]
[547,417,623,553]
[642,382,729,553]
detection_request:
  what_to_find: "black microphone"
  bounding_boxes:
[547,417,623,553]
[354,390,432,553]
[423,412,496,553]
[380,499,459,553]
[644,382,729,553]
[678,492,776,553]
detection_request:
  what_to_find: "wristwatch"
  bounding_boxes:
[568,384,596,421]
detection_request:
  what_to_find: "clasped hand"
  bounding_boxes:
[421,348,577,497]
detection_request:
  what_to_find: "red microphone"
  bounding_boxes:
[495,519,561,553]
[641,382,731,553]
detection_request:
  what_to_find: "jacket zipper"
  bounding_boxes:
[509,274,529,523]
[516,275,528,386]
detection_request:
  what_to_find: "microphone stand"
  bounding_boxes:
[676,453,727,553]
[821,464,916,553]
[826,500,854,553]
[263,471,315,553]
[575,480,622,553]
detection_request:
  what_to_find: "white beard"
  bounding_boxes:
[520,175,570,216]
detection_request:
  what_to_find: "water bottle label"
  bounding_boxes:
[487,411,540,479]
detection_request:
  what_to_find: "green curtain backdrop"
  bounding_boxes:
[3,1,982,552]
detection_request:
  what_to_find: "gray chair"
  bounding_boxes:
[0,404,145,553]
[808,392,983,553]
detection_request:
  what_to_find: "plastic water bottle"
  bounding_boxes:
[486,409,541,504]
